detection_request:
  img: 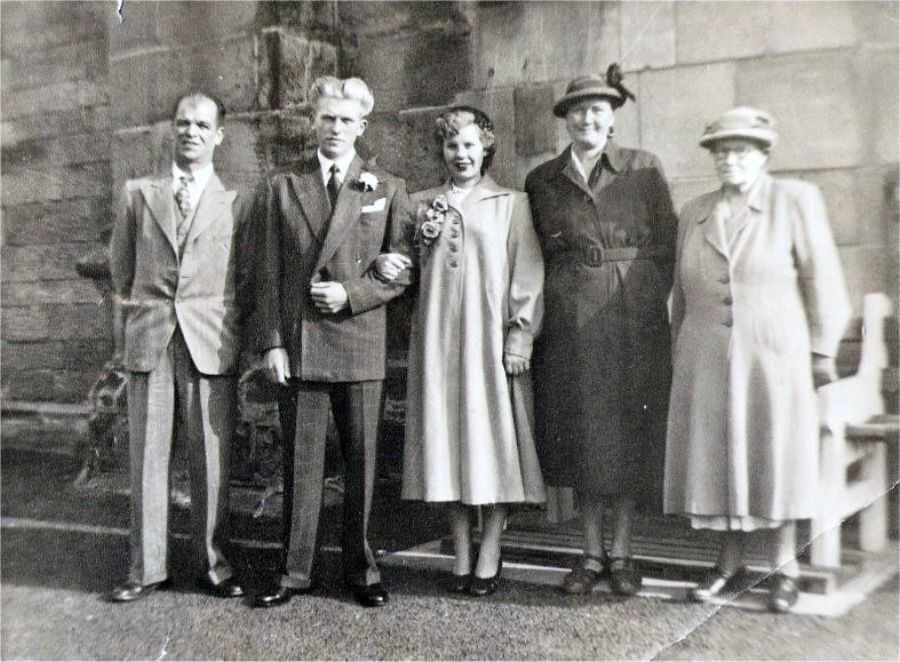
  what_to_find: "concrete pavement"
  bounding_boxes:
[2,449,898,660]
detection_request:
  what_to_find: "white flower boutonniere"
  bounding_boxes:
[355,171,379,192]
[415,195,450,249]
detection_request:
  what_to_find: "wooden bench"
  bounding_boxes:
[812,293,897,567]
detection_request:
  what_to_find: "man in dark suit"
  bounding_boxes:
[107,93,251,602]
[252,76,412,609]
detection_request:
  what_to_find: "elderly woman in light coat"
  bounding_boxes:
[664,107,851,613]
[377,107,545,597]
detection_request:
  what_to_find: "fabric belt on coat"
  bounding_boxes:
[548,244,672,267]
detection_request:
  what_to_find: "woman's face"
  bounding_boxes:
[711,138,768,190]
[443,123,485,185]
[565,98,615,150]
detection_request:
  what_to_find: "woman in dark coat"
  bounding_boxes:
[525,65,678,596]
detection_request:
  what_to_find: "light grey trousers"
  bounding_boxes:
[126,328,236,586]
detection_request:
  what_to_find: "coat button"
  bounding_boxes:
[722,318,733,327]
[449,260,458,268]
[722,295,733,305]
[449,244,458,252]
[719,275,730,284]
[450,230,459,238]
[452,217,460,225]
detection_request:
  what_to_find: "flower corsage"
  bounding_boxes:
[414,195,450,250]
[354,171,379,192]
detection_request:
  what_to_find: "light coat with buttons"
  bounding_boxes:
[110,173,254,375]
[401,178,546,505]
[664,174,851,522]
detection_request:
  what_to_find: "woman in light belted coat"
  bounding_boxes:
[525,66,678,596]
[377,107,546,597]
[664,107,851,613]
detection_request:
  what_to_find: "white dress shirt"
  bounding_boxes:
[171,162,213,211]
[316,149,357,189]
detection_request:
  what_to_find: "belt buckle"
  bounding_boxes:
[585,245,603,266]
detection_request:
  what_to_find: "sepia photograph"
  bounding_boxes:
[1,0,898,659]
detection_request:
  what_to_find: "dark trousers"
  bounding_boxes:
[278,380,382,589]
[126,328,236,586]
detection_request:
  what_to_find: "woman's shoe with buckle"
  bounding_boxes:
[767,573,799,613]
[608,556,642,596]
[562,552,608,595]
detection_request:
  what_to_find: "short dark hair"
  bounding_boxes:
[435,106,496,174]
[172,93,227,126]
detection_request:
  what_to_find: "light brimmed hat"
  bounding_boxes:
[699,106,779,149]
[553,64,636,118]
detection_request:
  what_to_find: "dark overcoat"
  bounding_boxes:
[255,155,412,382]
[524,141,678,505]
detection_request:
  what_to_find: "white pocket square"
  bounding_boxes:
[361,198,387,213]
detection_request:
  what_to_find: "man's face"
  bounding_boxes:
[314,97,367,160]
[173,96,223,168]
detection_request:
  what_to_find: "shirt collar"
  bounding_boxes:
[317,149,357,181]
[171,162,213,191]
[568,139,622,182]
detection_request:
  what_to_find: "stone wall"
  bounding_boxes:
[1,0,897,410]
[1,1,113,404]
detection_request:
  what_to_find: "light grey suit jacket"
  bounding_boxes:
[110,172,253,375]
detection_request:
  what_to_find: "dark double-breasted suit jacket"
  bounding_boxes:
[255,154,413,379]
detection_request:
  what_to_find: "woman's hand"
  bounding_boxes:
[504,353,531,376]
[264,348,291,385]
[374,253,412,282]
[812,353,837,388]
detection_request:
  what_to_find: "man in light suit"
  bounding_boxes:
[107,93,251,602]
[252,76,412,609]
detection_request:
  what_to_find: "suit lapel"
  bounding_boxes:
[184,174,236,246]
[729,174,769,263]
[463,175,508,212]
[286,160,330,241]
[140,178,179,256]
[314,155,367,273]
[697,194,729,258]
[557,148,594,198]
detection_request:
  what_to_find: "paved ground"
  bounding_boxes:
[2,449,898,660]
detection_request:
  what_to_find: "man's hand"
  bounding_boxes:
[374,253,413,283]
[504,353,531,376]
[264,348,291,385]
[310,281,349,314]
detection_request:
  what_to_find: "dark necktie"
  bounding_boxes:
[326,164,341,210]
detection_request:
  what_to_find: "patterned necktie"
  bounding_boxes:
[326,164,341,210]
[174,174,193,219]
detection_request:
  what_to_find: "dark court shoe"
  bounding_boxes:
[252,584,313,609]
[106,580,166,603]
[767,573,799,613]
[469,558,503,597]
[609,557,643,596]
[449,573,472,594]
[351,583,389,608]
[200,577,245,599]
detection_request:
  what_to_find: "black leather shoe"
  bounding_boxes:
[469,558,503,597]
[201,577,245,598]
[767,573,799,613]
[351,583,389,608]
[252,585,312,608]
[449,573,472,594]
[106,580,166,603]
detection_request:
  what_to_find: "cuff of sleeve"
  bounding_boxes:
[504,327,533,360]
[343,279,367,315]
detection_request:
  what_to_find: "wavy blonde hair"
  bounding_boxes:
[308,76,375,117]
